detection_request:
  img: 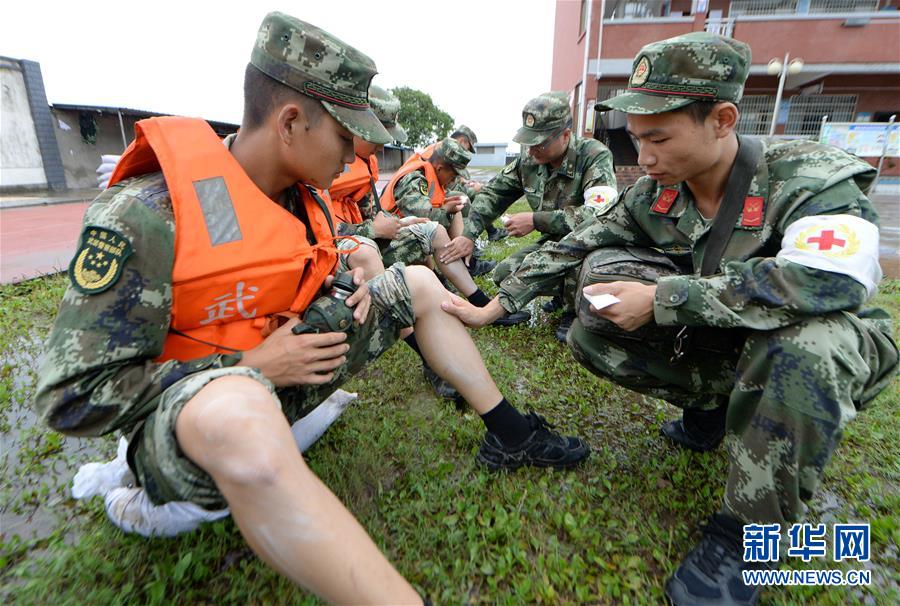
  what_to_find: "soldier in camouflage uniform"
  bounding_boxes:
[35,12,590,605]
[441,91,616,334]
[331,87,497,400]
[442,32,898,605]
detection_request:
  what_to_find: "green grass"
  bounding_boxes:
[1,214,898,605]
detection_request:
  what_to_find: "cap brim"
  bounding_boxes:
[595,91,696,115]
[513,127,555,146]
[322,101,393,145]
[387,123,408,144]
[455,167,470,179]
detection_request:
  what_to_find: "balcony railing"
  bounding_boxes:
[729,0,881,16]
[706,17,736,37]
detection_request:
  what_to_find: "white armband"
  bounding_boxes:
[776,214,882,297]
[582,186,619,216]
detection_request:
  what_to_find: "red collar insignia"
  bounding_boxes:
[741,196,764,227]
[652,188,678,214]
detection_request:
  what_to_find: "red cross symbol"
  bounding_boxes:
[806,230,846,251]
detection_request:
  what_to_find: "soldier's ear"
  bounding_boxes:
[276,104,302,145]
[711,103,738,137]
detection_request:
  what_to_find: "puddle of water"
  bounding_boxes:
[1,333,113,543]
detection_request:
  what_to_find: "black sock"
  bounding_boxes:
[403,334,426,365]
[467,288,490,307]
[480,398,531,446]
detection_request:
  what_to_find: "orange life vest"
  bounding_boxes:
[419,143,437,161]
[108,116,338,361]
[329,154,379,225]
[380,156,445,216]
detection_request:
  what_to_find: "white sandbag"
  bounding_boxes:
[72,389,357,537]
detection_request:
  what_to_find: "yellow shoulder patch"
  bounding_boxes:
[68,226,133,294]
[418,180,429,196]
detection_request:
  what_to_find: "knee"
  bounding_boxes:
[404,265,447,306]
[176,376,292,486]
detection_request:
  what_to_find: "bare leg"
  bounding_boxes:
[346,244,385,281]
[430,224,478,297]
[175,376,421,605]
[404,266,503,412]
[447,212,475,268]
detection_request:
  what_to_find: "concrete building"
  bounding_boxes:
[2,56,238,192]
[470,142,509,167]
[551,0,900,181]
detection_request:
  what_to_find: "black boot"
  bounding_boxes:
[554,312,575,343]
[477,412,590,471]
[466,257,496,277]
[423,365,461,403]
[487,225,508,241]
[660,402,726,452]
[491,310,531,326]
[666,513,773,606]
[541,295,563,314]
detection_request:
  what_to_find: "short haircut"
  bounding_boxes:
[670,100,719,124]
[242,63,326,130]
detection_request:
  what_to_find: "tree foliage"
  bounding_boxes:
[390,86,454,148]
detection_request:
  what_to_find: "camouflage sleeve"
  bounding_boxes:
[34,182,240,437]
[498,193,652,312]
[463,159,525,240]
[654,179,874,330]
[358,191,378,222]
[393,172,451,227]
[337,218,377,240]
[532,144,617,237]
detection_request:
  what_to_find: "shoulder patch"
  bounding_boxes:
[418,180,429,196]
[583,185,620,216]
[68,226,133,294]
[502,160,517,175]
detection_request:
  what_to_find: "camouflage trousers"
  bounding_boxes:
[569,305,898,527]
[494,240,578,312]
[130,263,414,509]
[337,222,439,272]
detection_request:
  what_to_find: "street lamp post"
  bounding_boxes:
[767,53,804,137]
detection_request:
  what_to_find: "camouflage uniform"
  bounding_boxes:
[330,84,444,270]
[35,13,419,509]
[500,33,899,527]
[462,92,616,300]
[386,138,472,229]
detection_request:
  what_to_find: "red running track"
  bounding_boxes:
[1,202,91,284]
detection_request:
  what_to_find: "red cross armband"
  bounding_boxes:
[775,214,882,297]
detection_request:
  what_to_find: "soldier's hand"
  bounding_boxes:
[239,321,349,387]
[372,212,401,240]
[586,281,656,331]
[442,195,468,214]
[505,212,535,237]
[440,294,505,328]
[439,236,475,264]
[325,268,371,325]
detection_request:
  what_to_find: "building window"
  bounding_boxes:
[737,95,776,136]
[579,0,588,34]
[785,94,857,137]
[605,1,671,20]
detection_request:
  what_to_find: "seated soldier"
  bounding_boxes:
[35,13,590,605]
[380,138,494,277]
[329,85,495,400]
[441,92,616,337]
[442,32,898,606]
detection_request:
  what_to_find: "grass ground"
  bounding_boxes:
[1,202,898,605]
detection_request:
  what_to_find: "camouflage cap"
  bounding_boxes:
[369,84,408,144]
[513,92,573,146]
[595,32,751,115]
[452,124,478,148]
[250,12,392,145]
[434,138,472,176]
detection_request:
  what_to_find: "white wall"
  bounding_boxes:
[0,64,46,187]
